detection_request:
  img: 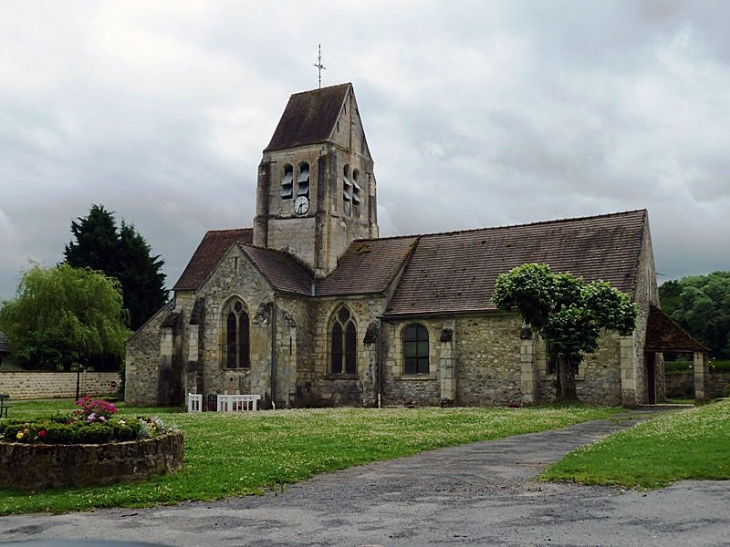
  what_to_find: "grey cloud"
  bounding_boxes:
[1,1,729,300]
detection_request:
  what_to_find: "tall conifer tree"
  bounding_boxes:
[64,205,168,332]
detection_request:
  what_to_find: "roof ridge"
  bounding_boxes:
[290,82,352,97]
[204,227,252,235]
[385,209,647,240]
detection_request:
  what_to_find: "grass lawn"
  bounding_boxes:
[0,399,620,515]
[541,398,730,488]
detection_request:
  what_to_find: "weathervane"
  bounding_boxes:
[314,44,326,88]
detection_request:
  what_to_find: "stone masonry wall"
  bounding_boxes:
[194,246,276,404]
[535,331,623,406]
[275,295,310,407]
[631,219,661,404]
[0,371,121,400]
[0,432,184,490]
[125,303,170,405]
[303,296,385,407]
[665,371,730,400]
[381,318,444,406]
[455,313,523,406]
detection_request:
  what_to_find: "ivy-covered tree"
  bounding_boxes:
[659,272,730,359]
[0,264,131,371]
[64,205,168,331]
[493,263,637,401]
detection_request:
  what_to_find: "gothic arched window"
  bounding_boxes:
[331,305,357,374]
[403,324,429,374]
[224,300,250,369]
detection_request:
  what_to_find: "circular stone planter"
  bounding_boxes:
[0,432,184,491]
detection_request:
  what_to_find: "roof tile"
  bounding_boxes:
[645,305,708,352]
[264,83,351,152]
[173,229,253,290]
[317,237,418,296]
[240,245,312,295]
[385,210,648,317]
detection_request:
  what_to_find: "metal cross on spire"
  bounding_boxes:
[313,44,326,88]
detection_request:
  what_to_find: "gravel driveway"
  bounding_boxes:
[1,409,728,546]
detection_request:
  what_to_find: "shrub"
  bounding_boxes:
[710,360,730,372]
[0,397,176,445]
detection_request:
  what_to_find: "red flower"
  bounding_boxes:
[38,430,47,438]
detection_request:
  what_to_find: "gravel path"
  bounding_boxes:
[1,408,728,547]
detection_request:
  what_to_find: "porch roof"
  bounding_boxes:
[645,305,708,353]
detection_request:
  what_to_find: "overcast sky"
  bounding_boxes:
[1,0,729,300]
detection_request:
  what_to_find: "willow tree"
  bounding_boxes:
[493,263,637,401]
[0,264,131,371]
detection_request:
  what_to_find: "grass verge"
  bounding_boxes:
[540,399,730,489]
[1,401,620,515]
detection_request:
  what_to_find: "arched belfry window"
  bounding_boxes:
[281,164,294,199]
[331,305,357,374]
[224,299,250,369]
[352,169,362,216]
[403,324,429,374]
[297,162,310,198]
[343,165,353,216]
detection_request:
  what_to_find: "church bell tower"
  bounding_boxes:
[253,83,378,278]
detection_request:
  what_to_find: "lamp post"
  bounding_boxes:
[75,362,83,400]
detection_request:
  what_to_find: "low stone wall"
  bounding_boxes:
[0,432,184,491]
[0,372,121,400]
[665,371,730,400]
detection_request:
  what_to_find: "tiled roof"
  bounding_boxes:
[385,210,648,317]
[264,83,351,152]
[240,245,313,295]
[317,237,419,296]
[174,229,253,290]
[645,305,708,353]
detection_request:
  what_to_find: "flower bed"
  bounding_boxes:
[0,396,184,491]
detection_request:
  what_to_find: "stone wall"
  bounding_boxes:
[455,314,523,406]
[191,246,277,405]
[0,432,184,491]
[380,318,444,406]
[630,219,662,404]
[0,371,121,400]
[665,371,730,400]
[534,331,624,406]
[125,302,171,405]
[302,296,385,407]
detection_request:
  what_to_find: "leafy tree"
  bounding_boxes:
[64,205,168,331]
[493,263,637,401]
[659,272,730,358]
[0,264,132,371]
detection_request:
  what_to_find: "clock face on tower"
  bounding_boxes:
[294,196,310,216]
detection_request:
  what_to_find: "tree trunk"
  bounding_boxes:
[556,354,578,401]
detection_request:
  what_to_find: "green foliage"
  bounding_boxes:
[666,359,730,374]
[64,204,168,332]
[0,264,132,371]
[0,400,620,515]
[0,397,175,445]
[659,271,730,358]
[541,399,730,488]
[0,417,145,444]
[494,263,637,400]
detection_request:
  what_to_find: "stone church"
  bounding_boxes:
[125,83,707,409]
